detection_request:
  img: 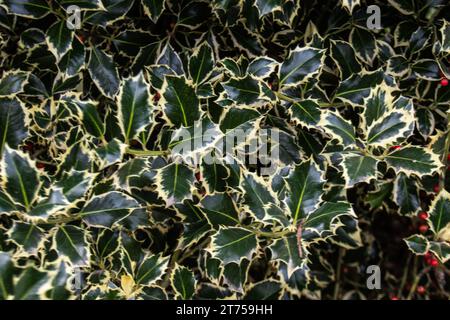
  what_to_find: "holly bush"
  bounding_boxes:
[0,0,450,300]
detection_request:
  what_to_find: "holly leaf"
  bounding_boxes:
[189,42,214,85]
[320,112,356,147]
[117,73,152,143]
[46,20,74,60]
[81,191,142,228]
[284,159,324,224]
[269,234,303,278]
[428,190,450,241]
[393,173,420,215]
[8,221,46,256]
[135,254,170,285]
[350,26,377,65]
[0,98,28,153]
[53,225,90,266]
[384,146,441,177]
[142,0,165,23]
[200,193,240,227]
[404,234,429,255]
[155,162,195,205]
[330,40,362,80]
[170,264,196,299]
[279,47,325,87]
[3,0,51,19]
[0,252,14,299]
[0,71,29,96]
[210,227,257,264]
[342,154,378,187]
[88,47,120,98]
[161,75,200,127]
[0,146,41,211]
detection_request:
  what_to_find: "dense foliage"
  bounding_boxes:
[0,0,450,300]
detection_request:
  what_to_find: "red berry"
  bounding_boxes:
[433,184,440,193]
[416,286,425,294]
[36,162,45,170]
[153,92,161,102]
[418,212,428,220]
[424,252,432,259]
[430,258,439,267]
[390,145,401,151]
[390,296,399,300]
[441,78,449,86]
[195,172,202,181]
[447,154,450,161]
[418,224,429,233]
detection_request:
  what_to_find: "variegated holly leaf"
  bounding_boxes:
[170,264,196,299]
[412,59,440,81]
[0,71,29,96]
[441,20,450,53]
[0,252,14,299]
[81,191,142,228]
[134,254,170,286]
[69,98,105,140]
[240,172,278,222]
[0,98,28,153]
[340,0,360,13]
[55,170,94,203]
[161,75,200,127]
[302,202,356,245]
[319,112,356,147]
[394,173,420,215]
[189,42,215,85]
[53,225,91,266]
[88,47,120,98]
[429,241,450,263]
[279,47,325,87]
[330,40,362,80]
[342,154,378,187]
[388,0,414,15]
[284,159,324,224]
[288,99,322,129]
[142,0,165,22]
[200,160,229,193]
[96,139,126,168]
[170,118,221,165]
[117,73,152,143]
[7,221,46,256]
[384,146,441,177]
[247,57,277,79]
[243,280,281,300]
[428,190,450,241]
[335,70,386,106]
[210,227,257,264]
[200,193,239,227]
[155,162,195,205]
[25,188,70,222]
[255,0,283,16]
[3,0,51,19]
[13,266,52,300]
[365,105,414,147]
[46,20,74,60]
[59,39,85,77]
[363,86,395,127]
[387,55,409,77]
[222,75,270,106]
[350,26,377,65]
[269,234,304,278]
[0,146,41,211]
[404,234,429,255]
